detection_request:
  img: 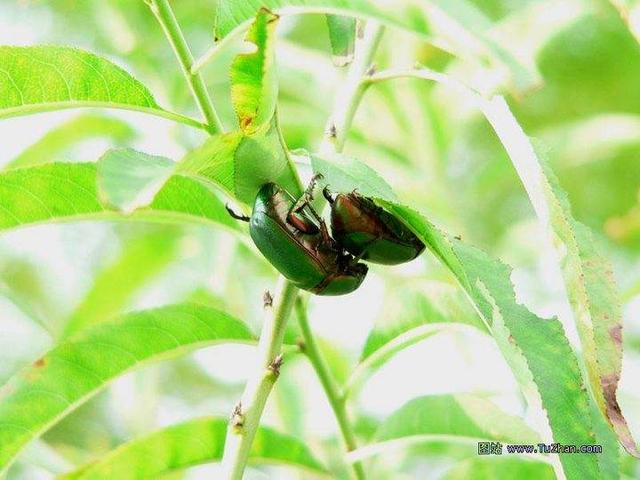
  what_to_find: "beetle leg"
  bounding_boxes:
[349,236,379,264]
[305,205,332,243]
[322,186,335,204]
[225,203,250,222]
[291,173,324,214]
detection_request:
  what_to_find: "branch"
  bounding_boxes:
[220,279,299,480]
[320,22,385,155]
[296,298,365,480]
[147,0,224,133]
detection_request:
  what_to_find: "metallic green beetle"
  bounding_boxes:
[228,182,368,295]
[323,187,425,265]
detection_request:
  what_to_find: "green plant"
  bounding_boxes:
[0,1,639,479]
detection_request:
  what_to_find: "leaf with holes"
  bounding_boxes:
[230,8,279,132]
[213,0,539,91]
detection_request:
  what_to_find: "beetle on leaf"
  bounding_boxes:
[226,175,368,296]
[323,187,425,265]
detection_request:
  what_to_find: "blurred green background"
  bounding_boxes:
[0,0,639,478]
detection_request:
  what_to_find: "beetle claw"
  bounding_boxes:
[225,203,250,222]
[323,186,335,204]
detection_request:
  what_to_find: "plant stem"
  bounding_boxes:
[296,299,365,480]
[220,278,298,480]
[147,0,224,134]
[294,21,384,480]
[320,22,385,155]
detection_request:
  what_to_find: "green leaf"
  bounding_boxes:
[6,113,135,170]
[59,417,327,479]
[480,96,638,459]
[0,163,238,234]
[62,227,180,338]
[351,394,541,461]
[0,46,203,129]
[311,153,397,202]
[0,304,254,472]
[346,283,488,394]
[379,201,603,479]
[230,9,279,133]
[178,119,302,205]
[97,148,176,214]
[443,457,555,480]
[213,0,539,91]
[377,394,541,443]
[325,15,356,66]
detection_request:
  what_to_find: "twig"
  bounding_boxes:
[220,279,299,480]
[147,0,224,133]
[296,298,366,480]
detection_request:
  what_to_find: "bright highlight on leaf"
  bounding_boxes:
[5,113,135,170]
[0,304,254,472]
[326,15,356,66]
[97,148,176,214]
[59,417,327,479]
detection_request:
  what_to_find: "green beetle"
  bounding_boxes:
[227,182,368,295]
[323,187,425,265]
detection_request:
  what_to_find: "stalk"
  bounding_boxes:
[220,278,299,480]
[147,0,224,133]
[299,21,385,480]
[320,22,385,155]
[296,299,365,480]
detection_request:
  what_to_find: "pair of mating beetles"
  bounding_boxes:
[227,175,425,295]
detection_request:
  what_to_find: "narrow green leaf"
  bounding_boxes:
[59,417,326,479]
[62,228,180,338]
[443,457,555,480]
[0,304,254,472]
[376,394,541,444]
[347,284,487,394]
[213,0,539,91]
[178,118,302,205]
[6,114,135,170]
[97,148,176,214]
[230,9,279,133]
[0,46,203,129]
[379,201,603,479]
[480,96,638,459]
[351,394,542,461]
[0,163,238,234]
[325,15,356,66]
[311,153,397,202]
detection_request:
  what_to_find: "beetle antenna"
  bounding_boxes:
[323,186,335,204]
[225,203,250,222]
